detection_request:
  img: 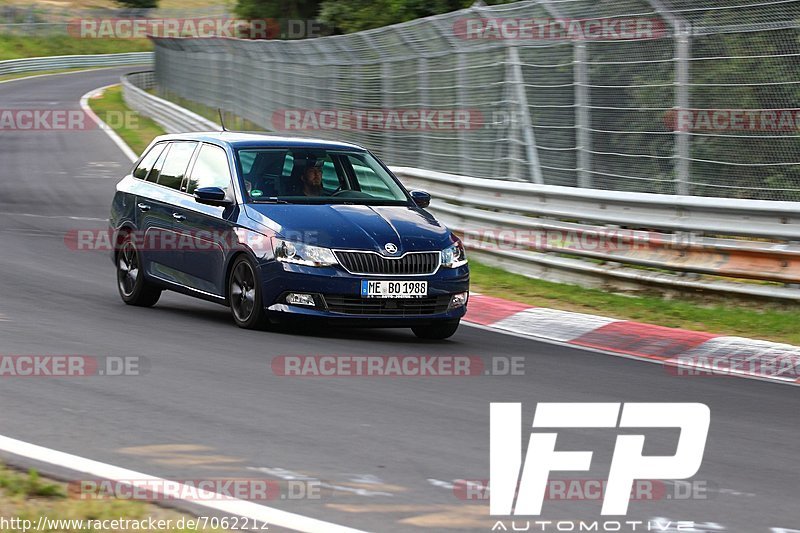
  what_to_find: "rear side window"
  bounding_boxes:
[133,143,165,180]
[146,144,170,183]
[157,142,197,191]
[187,144,231,195]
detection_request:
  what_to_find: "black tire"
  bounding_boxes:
[116,235,161,307]
[228,255,268,329]
[412,319,460,340]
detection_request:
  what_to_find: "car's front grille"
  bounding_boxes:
[324,295,451,316]
[334,251,439,275]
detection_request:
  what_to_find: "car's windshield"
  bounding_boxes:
[237,148,410,205]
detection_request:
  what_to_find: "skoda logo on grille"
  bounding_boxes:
[384,243,398,254]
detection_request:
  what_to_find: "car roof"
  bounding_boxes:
[154,131,367,151]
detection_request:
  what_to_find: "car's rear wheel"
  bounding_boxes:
[229,255,268,329]
[117,236,161,307]
[412,319,460,340]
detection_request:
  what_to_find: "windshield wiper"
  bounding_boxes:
[251,197,289,204]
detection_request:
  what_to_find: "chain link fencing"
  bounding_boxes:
[150,0,800,200]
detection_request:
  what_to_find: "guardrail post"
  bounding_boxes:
[456,52,470,176]
[574,40,591,188]
[508,46,544,184]
[418,57,431,170]
[674,23,691,196]
[382,61,395,164]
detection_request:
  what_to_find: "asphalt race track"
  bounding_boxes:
[0,68,798,532]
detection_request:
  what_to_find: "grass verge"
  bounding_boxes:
[0,463,219,533]
[87,85,164,156]
[90,87,800,345]
[0,35,152,61]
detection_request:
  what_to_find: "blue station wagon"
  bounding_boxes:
[110,132,469,339]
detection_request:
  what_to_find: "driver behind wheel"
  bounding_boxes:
[298,158,326,197]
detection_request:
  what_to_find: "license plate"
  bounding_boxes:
[361,280,428,298]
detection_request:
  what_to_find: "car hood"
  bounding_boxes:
[244,203,452,253]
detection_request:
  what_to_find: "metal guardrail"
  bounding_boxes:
[121,71,800,300]
[0,52,153,76]
[122,71,217,133]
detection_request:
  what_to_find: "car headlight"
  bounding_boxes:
[273,239,338,267]
[441,240,468,268]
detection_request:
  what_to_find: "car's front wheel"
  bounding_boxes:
[228,255,268,329]
[412,319,460,340]
[117,236,161,307]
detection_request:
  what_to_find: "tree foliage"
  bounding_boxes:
[235,0,493,34]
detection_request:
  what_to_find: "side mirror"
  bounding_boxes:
[410,190,431,208]
[194,186,232,207]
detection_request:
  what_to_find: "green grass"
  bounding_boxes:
[0,34,152,61]
[154,88,268,132]
[0,463,223,533]
[89,87,800,345]
[469,261,800,345]
[0,468,65,499]
[87,85,165,155]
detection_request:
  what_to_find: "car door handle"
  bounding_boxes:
[137,203,151,212]
[172,213,186,221]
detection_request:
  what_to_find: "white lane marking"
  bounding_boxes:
[0,435,368,533]
[0,66,135,86]
[341,474,385,485]
[0,314,8,322]
[76,161,124,179]
[79,84,137,163]
[248,467,393,497]
[427,478,455,490]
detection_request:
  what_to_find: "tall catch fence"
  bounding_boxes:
[151,0,800,201]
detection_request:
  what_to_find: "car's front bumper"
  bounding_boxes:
[258,260,469,326]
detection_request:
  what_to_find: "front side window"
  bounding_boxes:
[345,153,405,200]
[157,142,197,191]
[133,143,165,180]
[236,148,409,205]
[186,144,232,195]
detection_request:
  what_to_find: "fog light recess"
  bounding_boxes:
[286,293,316,306]
[449,291,469,310]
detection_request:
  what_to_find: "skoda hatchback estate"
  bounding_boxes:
[110,133,469,339]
